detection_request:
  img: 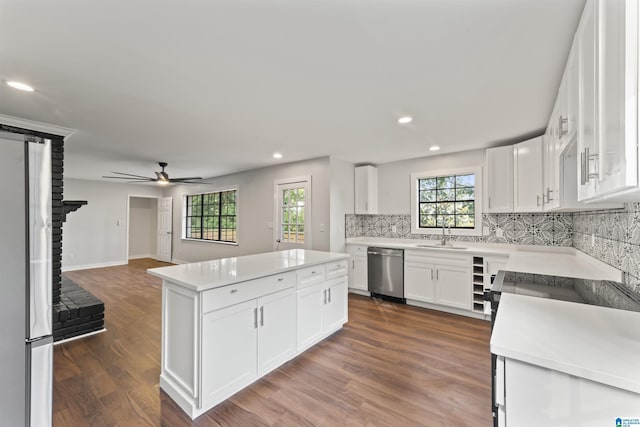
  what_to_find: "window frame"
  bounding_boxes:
[410,167,483,236]
[182,186,239,245]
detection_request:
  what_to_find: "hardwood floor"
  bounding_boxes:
[55,258,492,426]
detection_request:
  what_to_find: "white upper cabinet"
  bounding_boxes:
[514,137,544,212]
[485,146,514,213]
[354,165,378,214]
[577,0,639,201]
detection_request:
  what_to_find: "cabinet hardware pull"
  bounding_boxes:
[253,308,258,328]
[328,288,331,303]
[580,150,585,185]
[436,269,439,280]
[558,115,568,138]
[260,306,264,326]
[323,289,327,304]
[547,187,554,202]
[230,289,238,294]
[311,271,316,274]
[488,196,491,209]
[431,269,434,280]
[277,277,284,282]
[585,147,599,181]
[536,195,542,207]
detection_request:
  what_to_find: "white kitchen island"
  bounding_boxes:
[148,249,350,419]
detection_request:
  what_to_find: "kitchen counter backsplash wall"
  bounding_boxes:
[346,203,640,294]
[345,213,573,246]
[573,203,640,293]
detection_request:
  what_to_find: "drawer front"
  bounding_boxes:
[296,265,327,289]
[326,259,348,279]
[347,245,368,256]
[202,271,296,313]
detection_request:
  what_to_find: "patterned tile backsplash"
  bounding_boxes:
[573,203,640,293]
[345,212,573,245]
[346,202,640,294]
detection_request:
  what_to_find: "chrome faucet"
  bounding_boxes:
[441,223,447,246]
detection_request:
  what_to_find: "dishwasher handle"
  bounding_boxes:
[367,251,403,257]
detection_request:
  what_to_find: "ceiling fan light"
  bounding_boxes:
[6,81,34,92]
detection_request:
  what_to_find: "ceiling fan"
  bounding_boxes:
[103,162,203,184]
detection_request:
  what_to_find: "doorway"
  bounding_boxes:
[127,196,158,260]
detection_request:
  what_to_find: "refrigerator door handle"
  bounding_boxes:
[28,336,53,427]
[28,140,52,340]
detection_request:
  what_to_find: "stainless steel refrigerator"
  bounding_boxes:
[0,132,53,426]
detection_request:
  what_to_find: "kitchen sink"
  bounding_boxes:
[415,244,468,250]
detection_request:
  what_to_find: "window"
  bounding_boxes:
[410,167,482,236]
[184,189,237,243]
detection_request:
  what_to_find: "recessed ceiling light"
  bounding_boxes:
[6,81,34,92]
[429,145,440,151]
[397,116,412,124]
[273,153,283,159]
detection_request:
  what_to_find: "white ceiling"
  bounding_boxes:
[0,0,585,181]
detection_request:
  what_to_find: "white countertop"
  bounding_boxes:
[148,249,349,292]
[491,293,640,393]
[346,237,623,282]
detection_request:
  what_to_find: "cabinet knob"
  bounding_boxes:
[230,289,238,294]
[277,277,284,282]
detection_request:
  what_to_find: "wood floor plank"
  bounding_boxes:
[55,258,492,426]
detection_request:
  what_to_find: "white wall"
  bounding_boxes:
[377,148,486,214]
[329,157,354,253]
[62,179,163,270]
[128,197,157,259]
[165,157,331,263]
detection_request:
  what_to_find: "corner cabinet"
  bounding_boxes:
[404,250,472,313]
[158,258,349,419]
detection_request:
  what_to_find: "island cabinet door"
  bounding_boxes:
[257,287,296,377]
[296,283,325,353]
[200,299,258,409]
[323,277,348,334]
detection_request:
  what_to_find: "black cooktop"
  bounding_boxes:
[490,270,640,312]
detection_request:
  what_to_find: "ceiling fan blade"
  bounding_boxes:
[110,171,155,179]
[103,175,154,181]
[169,177,203,182]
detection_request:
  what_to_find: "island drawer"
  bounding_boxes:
[296,265,326,289]
[326,260,348,279]
[202,271,296,313]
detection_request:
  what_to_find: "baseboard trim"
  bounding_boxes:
[62,260,127,272]
[128,254,156,260]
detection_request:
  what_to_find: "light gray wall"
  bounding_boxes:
[166,157,331,263]
[377,148,486,214]
[62,179,163,270]
[128,197,157,259]
[329,157,354,253]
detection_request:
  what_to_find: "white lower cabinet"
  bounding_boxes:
[201,287,295,410]
[160,258,349,419]
[404,260,436,303]
[498,357,640,426]
[347,244,368,293]
[404,250,472,312]
[297,277,347,353]
[201,299,258,409]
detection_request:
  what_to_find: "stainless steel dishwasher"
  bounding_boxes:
[367,247,405,302]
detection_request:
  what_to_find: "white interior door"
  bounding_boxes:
[157,196,172,262]
[274,176,311,250]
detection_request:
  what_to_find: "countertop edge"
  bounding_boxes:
[148,251,350,292]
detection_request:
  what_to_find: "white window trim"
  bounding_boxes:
[273,175,312,250]
[181,185,239,245]
[410,166,483,236]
